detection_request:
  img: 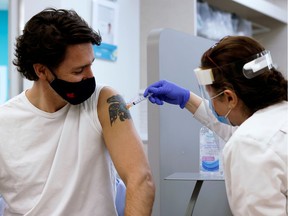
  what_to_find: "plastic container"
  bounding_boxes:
[0,194,4,216]
[199,126,221,174]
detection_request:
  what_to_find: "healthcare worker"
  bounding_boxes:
[144,36,287,216]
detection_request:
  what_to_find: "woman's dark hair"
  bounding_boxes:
[201,36,287,115]
[13,8,102,81]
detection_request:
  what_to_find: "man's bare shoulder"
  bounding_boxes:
[97,86,131,127]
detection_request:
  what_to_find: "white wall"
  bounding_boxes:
[140,0,195,89]
[9,0,142,134]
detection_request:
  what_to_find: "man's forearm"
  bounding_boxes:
[124,173,155,216]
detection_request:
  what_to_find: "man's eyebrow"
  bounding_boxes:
[72,58,95,70]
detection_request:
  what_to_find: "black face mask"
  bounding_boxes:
[50,76,96,105]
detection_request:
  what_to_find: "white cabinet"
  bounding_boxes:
[200,0,287,75]
[203,0,287,28]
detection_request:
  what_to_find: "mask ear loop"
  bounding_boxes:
[46,66,58,83]
[210,91,225,100]
[224,107,232,118]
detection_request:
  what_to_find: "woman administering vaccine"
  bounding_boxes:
[144,36,288,215]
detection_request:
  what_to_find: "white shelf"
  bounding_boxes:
[232,0,287,24]
[165,172,224,181]
[204,0,287,30]
[197,0,287,75]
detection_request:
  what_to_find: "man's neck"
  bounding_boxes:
[25,82,68,113]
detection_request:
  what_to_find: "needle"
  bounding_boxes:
[126,93,153,109]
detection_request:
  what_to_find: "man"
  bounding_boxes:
[0,8,155,215]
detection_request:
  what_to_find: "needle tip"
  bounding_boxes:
[126,104,132,109]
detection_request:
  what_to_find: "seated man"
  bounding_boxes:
[0,8,155,215]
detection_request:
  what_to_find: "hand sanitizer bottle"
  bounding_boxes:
[199,126,221,174]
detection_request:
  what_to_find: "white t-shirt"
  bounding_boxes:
[0,85,117,216]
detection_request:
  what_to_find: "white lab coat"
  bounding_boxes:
[194,101,288,216]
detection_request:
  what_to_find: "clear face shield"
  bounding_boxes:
[194,51,273,174]
[194,50,273,126]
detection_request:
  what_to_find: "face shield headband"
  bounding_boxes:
[195,50,273,85]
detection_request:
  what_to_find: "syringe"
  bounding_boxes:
[126,93,153,109]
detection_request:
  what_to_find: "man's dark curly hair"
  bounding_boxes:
[13,8,102,81]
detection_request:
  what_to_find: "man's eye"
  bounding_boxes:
[74,69,83,74]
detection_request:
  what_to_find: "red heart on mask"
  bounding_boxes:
[66,93,76,98]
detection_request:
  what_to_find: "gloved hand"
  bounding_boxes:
[144,80,190,109]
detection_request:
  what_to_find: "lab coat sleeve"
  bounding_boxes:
[223,134,287,216]
[193,100,237,142]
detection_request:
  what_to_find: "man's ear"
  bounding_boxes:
[33,63,49,80]
[223,89,238,108]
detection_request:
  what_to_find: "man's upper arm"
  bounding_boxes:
[97,87,150,182]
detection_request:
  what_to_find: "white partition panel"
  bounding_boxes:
[147,28,232,216]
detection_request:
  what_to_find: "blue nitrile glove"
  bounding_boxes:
[144,80,190,109]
